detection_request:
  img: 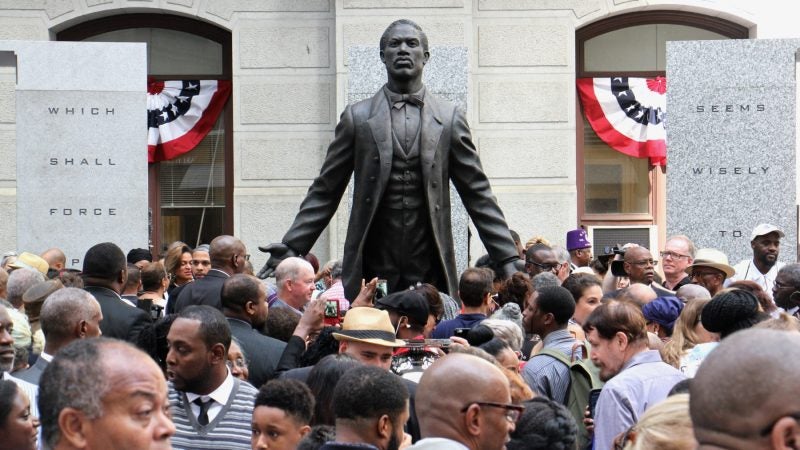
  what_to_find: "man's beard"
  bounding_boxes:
[386,428,400,450]
[0,355,14,373]
[756,252,777,269]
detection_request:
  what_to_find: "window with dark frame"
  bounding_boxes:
[576,11,748,228]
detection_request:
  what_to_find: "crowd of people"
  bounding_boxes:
[0,221,798,450]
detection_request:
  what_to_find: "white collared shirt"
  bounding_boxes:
[39,352,53,363]
[185,370,234,424]
[728,259,785,299]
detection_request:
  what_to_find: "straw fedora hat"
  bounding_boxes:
[10,252,49,275]
[687,248,735,279]
[332,307,406,347]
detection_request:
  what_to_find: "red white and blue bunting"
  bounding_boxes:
[147,79,231,163]
[577,77,667,166]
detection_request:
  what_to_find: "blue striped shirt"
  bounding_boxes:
[521,328,578,404]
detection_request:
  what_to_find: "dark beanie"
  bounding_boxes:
[701,290,763,338]
[127,248,152,265]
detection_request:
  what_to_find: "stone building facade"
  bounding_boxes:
[0,0,790,268]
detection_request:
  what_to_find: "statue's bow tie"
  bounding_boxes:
[389,93,424,109]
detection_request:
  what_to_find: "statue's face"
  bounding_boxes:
[380,23,429,82]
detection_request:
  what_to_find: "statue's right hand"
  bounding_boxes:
[256,243,297,279]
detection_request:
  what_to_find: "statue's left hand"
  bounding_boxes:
[256,243,298,279]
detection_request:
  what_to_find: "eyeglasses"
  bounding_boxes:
[234,254,251,262]
[461,401,525,423]
[659,251,690,260]
[760,412,800,436]
[489,294,500,311]
[628,259,658,268]
[226,357,247,370]
[525,260,559,272]
[691,270,719,278]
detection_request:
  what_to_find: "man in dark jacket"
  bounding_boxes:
[173,235,247,313]
[82,242,152,349]
[221,274,286,388]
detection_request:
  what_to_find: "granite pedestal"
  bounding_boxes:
[0,41,148,268]
[666,39,798,263]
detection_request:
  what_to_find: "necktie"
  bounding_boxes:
[193,397,213,426]
[388,92,424,109]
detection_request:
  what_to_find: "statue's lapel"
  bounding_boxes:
[420,97,444,183]
[367,92,393,173]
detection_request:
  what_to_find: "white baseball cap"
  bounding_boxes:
[751,223,784,241]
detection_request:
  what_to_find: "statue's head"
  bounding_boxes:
[379,19,430,82]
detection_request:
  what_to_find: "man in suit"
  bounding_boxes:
[174,235,247,313]
[82,242,152,348]
[259,19,520,301]
[15,287,102,385]
[221,274,286,388]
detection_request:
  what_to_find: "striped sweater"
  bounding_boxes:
[169,378,258,450]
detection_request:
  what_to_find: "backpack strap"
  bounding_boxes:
[538,348,571,367]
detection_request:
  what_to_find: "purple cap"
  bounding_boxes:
[566,229,591,251]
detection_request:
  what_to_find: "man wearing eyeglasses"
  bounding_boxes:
[410,353,519,450]
[606,246,673,297]
[524,244,560,278]
[691,329,800,450]
[771,263,800,316]
[659,235,695,291]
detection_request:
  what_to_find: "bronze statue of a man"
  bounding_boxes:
[259,19,520,300]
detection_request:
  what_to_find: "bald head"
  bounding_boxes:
[623,247,656,285]
[209,235,247,275]
[618,283,657,308]
[676,284,711,302]
[416,353,512,449]
[691,329,800,447]
[41,248,66,270]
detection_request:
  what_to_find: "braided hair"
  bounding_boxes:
[507,397,577,450]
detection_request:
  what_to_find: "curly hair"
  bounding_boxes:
[507,397,577,450]
[332,365,408,422]
[255,379,315,425]
[297,425,335,450]
[498,272,532,308]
